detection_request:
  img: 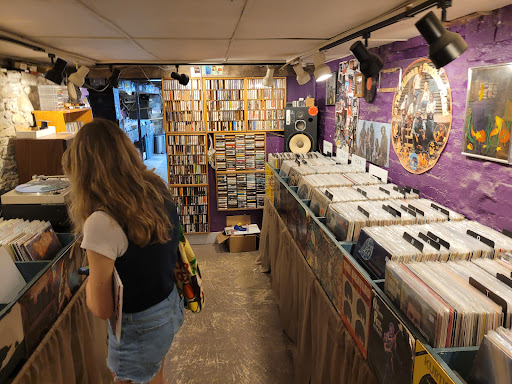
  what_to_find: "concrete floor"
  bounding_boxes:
[163,243,294,384]
[144,153,168,183]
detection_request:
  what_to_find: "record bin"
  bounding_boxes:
[0,233,86,382]
[266,163,481,384]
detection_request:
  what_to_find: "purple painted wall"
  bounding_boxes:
[316,5,512,232]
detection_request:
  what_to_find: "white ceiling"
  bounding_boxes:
[0,0,510,66]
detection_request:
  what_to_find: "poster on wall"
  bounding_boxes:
[355,120,391,167]
[341,254,372,358]
[335,60,360,154]
[391,58,452,174]
[461,63,512,164]
[325,72,337,106]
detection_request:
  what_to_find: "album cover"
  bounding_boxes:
[24,226,63,261]
[0,303,25,381]
[368,292,415,384]
[19,266,58,354]
[306,219,325,272]
[295,203,310,256]
[326,206,351,241]
[341,254,372,358]
[353,229,393,279]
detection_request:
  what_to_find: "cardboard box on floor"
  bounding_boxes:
[217,215,258,253]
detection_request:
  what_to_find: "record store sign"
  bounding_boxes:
[391,59,452,174]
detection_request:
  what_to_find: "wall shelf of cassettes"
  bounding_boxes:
[214,132,266,211]
[204,78,246,132]
[246,77,286,132]
[162,77,208,234]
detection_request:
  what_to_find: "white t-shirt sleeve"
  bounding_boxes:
[81,211,129,260]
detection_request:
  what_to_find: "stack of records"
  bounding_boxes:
[330,164,365,174]
[297,174,355,200]
[354,184,410,200]
[469,327,512,383]
[385,261,503,348]
[343,173,384,186]
[268,151,323,169]
[310,185,366,217]
[0,219,63,262]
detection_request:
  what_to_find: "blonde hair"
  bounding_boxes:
[62,118,173,247]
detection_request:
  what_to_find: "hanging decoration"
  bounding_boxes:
[335,59,360,154]
[391,58,452,174]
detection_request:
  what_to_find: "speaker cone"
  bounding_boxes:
[295,120,306,131]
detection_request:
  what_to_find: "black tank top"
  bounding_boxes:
[114,201,179,313]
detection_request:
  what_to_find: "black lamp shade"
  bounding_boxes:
[350,41,383,78]
[108,68,121,88]
[171,72,190,86]
[415,11,468,68]
[45,58,67,85]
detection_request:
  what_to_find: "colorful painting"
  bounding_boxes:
[355,120,392,167]
[335,59,360,154]
[391,59,452,174]
[325,72,337,105]
[462,63,512,163]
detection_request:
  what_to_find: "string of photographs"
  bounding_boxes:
[461,63,512,164]
[335,59,360,155]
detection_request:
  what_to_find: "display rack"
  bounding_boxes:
[214,132,266,210]
[162,77,208,234]
[204,78,245,132]
[32,108,93,133]
[246,77,286,132]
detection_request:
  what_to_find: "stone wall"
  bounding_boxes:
[312,5,512,232]
[0,69,54,194]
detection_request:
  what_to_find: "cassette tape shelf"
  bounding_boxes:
[265,155,505,384]
[163,78,208,233]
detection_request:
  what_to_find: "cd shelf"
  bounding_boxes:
[214,133,266,210]
[246,77,286,132]
[162,78,204,133]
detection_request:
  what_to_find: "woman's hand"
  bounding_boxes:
[85,250,115,320]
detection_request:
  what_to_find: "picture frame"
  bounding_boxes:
[325,71,337,106]
[461,63,512,164]
[355,73,364,98]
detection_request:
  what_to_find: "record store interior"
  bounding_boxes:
[1,0,512,383]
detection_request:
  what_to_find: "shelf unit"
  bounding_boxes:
[246,77,286,132]
[204,78,246,132]
[32,108,93,133]
[214,132,266,211]
[163,77,208,234]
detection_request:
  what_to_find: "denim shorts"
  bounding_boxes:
[107,287,185,383]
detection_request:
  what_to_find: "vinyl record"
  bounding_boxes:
[365,76,377,103]
[289,133,312,153]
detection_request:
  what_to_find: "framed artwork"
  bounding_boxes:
[461,63,512,164]
[325,72,337,105]
[391,58,452,174]
[355,73,364,97]
[335,59,360,155]
[355,120,391,167]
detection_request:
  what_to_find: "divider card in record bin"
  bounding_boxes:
[413,341,455,384]
[341,254,372,358]
[353,229,393,280]
[368,292,415,384]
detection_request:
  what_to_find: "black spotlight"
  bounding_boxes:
[107,68,121,88]
[415,11,468,68]
[171,71,189,86]
[350,41,383,78]
[45,58,67,85]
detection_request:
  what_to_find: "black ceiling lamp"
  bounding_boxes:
[171,66,189,86]
[349,40,383,78]
[415,4,468,68]
[107,68,121,88]
[45,55,67,85]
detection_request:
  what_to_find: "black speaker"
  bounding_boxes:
[284,107,318,153]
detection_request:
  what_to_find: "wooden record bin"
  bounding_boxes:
[0,234,86,382]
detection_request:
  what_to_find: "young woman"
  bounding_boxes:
[62,118,184,384]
